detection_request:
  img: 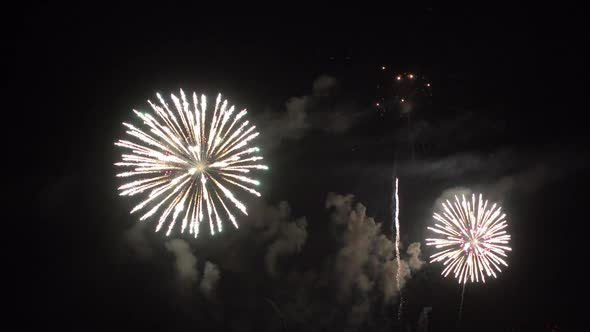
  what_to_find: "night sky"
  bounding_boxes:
[19,5,587,332]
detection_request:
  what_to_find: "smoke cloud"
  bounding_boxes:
[122,192,426,330]
[165,239,199,284]
[321,193,426,325]
[258,75,362,149]
[200,261,220,298]
[312,74,338,96]
[265,216,308,277]
[433,187,473,211]
[325,192,355,225]
[164,239,221,299]
[124,221,153,259]
[407,242,426,271]
[417,306,433,332]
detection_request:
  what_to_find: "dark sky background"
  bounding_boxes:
[17,5,587,332]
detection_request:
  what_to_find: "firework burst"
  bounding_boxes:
[426,194,511,284]
[115,90,267,237]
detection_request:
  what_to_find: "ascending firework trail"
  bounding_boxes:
[393,177,402,320]
[458,282,466,322]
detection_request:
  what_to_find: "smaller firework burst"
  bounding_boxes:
[426,194,511,284]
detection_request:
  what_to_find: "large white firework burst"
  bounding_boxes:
[426,194,511,284]
[115,90,267,237]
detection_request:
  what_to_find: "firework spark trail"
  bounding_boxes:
[426,193,512,284]
[264,298,287,332]
[458,282,466,323]
[394,177,403,320]
[115,90,268,237]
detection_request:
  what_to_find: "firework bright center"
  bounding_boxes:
[188,162,208,175]
[462,236,482,252]
[196,162,207,172]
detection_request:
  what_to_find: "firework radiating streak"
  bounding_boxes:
[115,90,268,237]
[394,177,403,320]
